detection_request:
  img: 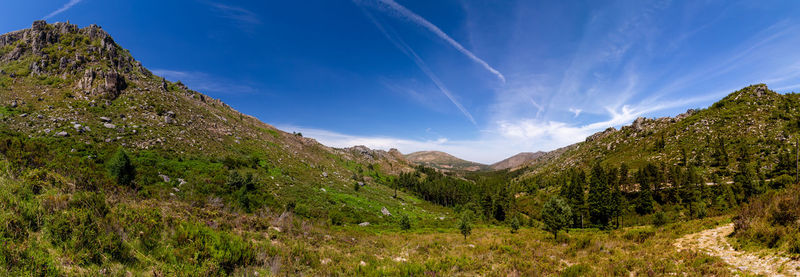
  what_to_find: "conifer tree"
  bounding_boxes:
[588,163,612,228]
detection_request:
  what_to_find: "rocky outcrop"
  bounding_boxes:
[76,68,127,100]
[585,127,617,142]
[1,20,140,99]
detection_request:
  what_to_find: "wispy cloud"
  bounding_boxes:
[207,2,260,32]
[568,107,582,117]
[151,69,260,95]
[43,0,82,20]
[360,7,477,125]
[356,0,505,83]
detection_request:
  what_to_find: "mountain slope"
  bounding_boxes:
[405,150,488,171]
[516,84,798,183]
[491,151,545,170]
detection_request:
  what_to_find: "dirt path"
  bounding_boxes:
[674,223,800,276]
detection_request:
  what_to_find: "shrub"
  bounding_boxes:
[108,148,136,187]
[771,174,794,189]
[399,214,411,230]
[652,211,667,227]
[510,216,520,234]
[561,264,592,277]
[769,198,797,227]
[789,234,800,254]
[623,227,655,243]
[330,210,345,226]
[170,222,256,274]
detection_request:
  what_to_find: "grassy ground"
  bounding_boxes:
[0,164,739,276]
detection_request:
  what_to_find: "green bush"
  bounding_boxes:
[623,227,655,243]
[771,174,794,189]
[399,214,411,230]
[787,233,800,255]
[510,216,520,234]
[170,222,256,274]
[561,264,592,277]
[108,148,136,187]
[652,211,667,227]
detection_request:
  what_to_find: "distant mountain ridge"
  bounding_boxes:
[490,151,546,170]
[405,150,488,172]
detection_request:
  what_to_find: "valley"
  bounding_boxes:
[1,20,800,276]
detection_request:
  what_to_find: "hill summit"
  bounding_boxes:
[405,150,487,171]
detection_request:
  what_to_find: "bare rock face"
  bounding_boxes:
[76,68,127,100]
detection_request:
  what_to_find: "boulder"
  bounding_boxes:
[358,222,370,227]
[100,116,111,122]
[103,123,115,129]
[381,207,391,216]
[55,131,68,137]
[632,117,647,131]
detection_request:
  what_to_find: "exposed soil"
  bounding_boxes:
[674,223,800,276]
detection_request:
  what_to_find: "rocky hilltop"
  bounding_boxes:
[405,150,488,172]
[516,84,796,181]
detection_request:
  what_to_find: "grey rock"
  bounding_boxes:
[10,100,17,108]
[381,207,391,216]
[100,116,111,122]
[358,222,370,227]
[159,174,170,183]
[103,123,115,128]
[55,131,68,137]
[322,172,328,178]
[632,117,647,131]
[19,113,27,117]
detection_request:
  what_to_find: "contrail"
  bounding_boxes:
[362,0,506,83]
[361,7,477,125]
[43,0,83,20]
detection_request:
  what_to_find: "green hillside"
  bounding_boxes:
[519,84,798,182]
[0,21,450,275]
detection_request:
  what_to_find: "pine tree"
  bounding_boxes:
[560,168,586,228]
[636,163,657,215]
[619,163,630,191]
[588,163,612,228]
[541,196,572,240]
[458,212,473,241]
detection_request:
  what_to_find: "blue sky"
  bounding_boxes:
[3,0,800,163]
